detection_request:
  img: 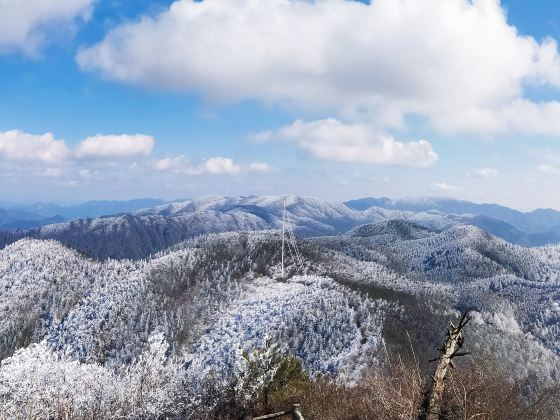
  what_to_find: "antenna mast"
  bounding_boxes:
[281,198,286,278]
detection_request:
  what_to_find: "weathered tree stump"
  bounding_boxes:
[240,403,304,420]
[425,312,471,420]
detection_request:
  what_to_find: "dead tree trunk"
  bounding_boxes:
[425,312,471,420]
[241,404,304,420]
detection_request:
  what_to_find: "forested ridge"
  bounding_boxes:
[1,220,560,418]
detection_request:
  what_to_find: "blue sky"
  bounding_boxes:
[1,0,560,210]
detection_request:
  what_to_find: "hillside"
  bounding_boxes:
[1,224,560,417]
[346,219,436,241]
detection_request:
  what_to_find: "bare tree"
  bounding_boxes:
[425,312,471,420]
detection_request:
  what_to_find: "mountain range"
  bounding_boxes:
[0,198,167,230]
[2,195,560,259]
[1,215,559,417]
[346,196,560,241]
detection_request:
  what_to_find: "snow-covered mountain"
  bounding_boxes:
[0,196,407,259]
[346,219,436,242]
[3,195,560,259]
[1,223,560,417]
[0,195,496,260]
[346,196,560,245]
[0,232,392,417]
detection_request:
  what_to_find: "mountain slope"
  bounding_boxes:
[2,226,560,416]
[0,211,272,260]
[347,219,436,241]
[0,234,391,379]
[0,239,103,359]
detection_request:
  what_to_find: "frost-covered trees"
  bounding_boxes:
[0,332,184,419]
[0,240,102,359]
[0,233,395,417]
[235,335,305,412]
[2,224,560,418]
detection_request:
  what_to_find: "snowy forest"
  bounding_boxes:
[1,202,560,418]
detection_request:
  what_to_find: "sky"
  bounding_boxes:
[2,0,560,210]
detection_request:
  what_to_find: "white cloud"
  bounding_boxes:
[203,157,242,175]
[77,0,560,136]
[0,129,271,196]
[431,182,459,192]
[472,167,498,178]
[75,134,155,159]
[0,130,155,165]
[258,119,438,168]
[152,155,270,176]
[152,156,181,172]
[0,0,92,55]
[0,130,69,163]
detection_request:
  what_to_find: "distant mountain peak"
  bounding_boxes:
[347,219,435,241]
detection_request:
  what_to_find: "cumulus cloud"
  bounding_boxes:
[472,167,498,178]
[0,0,92,55]
[77,0,560,136]
[257,119,438,168]
[203,157,242,175]
[152,155,270,176]
[0,130,156,164]
[152,156,181,172]
[0,129,269,195]
[0,130,69,163]
[75,134,155,159]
